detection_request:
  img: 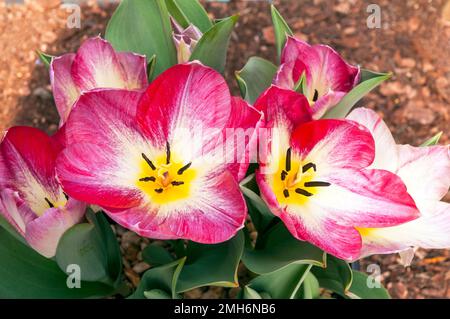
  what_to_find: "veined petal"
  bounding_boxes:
[25,199,86,258]
[346,107,399,171]
[136,62,232,158]
[50,53,80,124]
[105,170,246,243]
[116,52,148,89]
[71,37,128,91]
[310,91,346,120]
[395,144,450,202]
[0,189,37,236]
[359,200,450,258]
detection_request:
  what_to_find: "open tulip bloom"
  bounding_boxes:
[56,62,261,244]
[274,36,360,119]
[0,127,86,257]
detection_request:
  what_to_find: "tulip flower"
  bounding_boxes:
[254,86,420,261]
[274,37,360,119]
[56,62,261,243]
[50,37,148,125]
[0,127,86,258]
[171,19,203,63]
[347,107,450,263]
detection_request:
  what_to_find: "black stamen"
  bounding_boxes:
[283,189,290,198]
[281,170,288,181]
[44,197,54,208]
[302,162,316,173]
[285,148,292,172]
[166,142,171,164]
[154,188,163,193]
[295,188,313,197]
[142,153,156,170]
[63,192,69,200]
[304,181,331,188]
[139,176,156,182]
[177,162,192,175]
[171,181,185,186]
[312,89,319,102]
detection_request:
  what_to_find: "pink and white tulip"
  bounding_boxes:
[347,107,450,263]
[274,37,360,119]
[56,62,261,244]
[0,127,86,258]
[50,37,148,125]
[171,19,203,63]
[254,86,419,261]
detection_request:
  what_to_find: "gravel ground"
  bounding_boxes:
[0,0,449,298]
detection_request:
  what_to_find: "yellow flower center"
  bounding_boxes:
[136,143,196,205]
[272,148,330,206]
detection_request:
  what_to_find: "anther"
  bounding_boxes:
[302,162,316,173]
[139,176,156,182]
[166,142,171,164]
[312,89,319,102]
[304,181,331,188]
[283,189,290,198]
[171,181,185,186]
[63,192,69,200]
[44,197,54,208]
[142,153,156,170]
[177,162,192,175]
[154,188,163,193]
[285,148,292,172]
[281,170,288,181]
[295,188,313,197]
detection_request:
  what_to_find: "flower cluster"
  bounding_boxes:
[1,33,449,267]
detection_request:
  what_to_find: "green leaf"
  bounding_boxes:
[311,254,353,297]
[242,222,326,275]
[296,272,320,299]
[235,57,277,104]
[166,0,212,33]
[0,214,26,245]
[247,263,313,299]
[346,271,390,299]
[322,70,392,119]
[420,131,443,146]
[271,5,293,62]
[240,286,263,299]
[176,231,244,293]
[37,51,53,68]
[142,243,175,266]
[240,184,275,234]
[147,54,157,82]
[105,0,177,77]
[190,15,238,73]
[0,227,113,298]
[56,211,122,286]
[130,258,185,299]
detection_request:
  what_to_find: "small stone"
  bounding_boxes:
[400,58,416,68]
[262,26,275,44]
[132,262,150,274]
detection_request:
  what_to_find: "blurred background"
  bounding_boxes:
[0,0,449,298]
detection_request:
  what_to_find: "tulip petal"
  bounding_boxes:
[105,170,246,243]
[346,107,398,171]
[50,54,80,123]
[116,52,148,89]
[310,91,346,120]
[0,189,37,236]
[25,199,86,258]
[71,37,128,91]
[360,200,450,258]
[136,62,232,155]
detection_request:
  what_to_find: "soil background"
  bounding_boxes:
[0,0,449,298]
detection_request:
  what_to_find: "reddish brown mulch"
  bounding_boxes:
[0,0,449,298]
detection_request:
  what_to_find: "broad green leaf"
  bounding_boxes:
[105,0,177,77]
[142,243,175,266]
[311,254,353,298]
[296,272,320,299]
[420,131,443,146]
[190,15,238,73]
[243,222,325,275]
[147,54,157,82]
[322,70,392,119]
[176,231,244,293]
[0,227,113,298]
[241,286,263,299]
[271,5,293,61]
[240,184,275,234]
[130,258,185,299]
[56,211,122,286]
[247,263,313,299]
[166,0,212,33]
[236,57,277,104]
[346,271,390,299]
[37,51,53,68]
